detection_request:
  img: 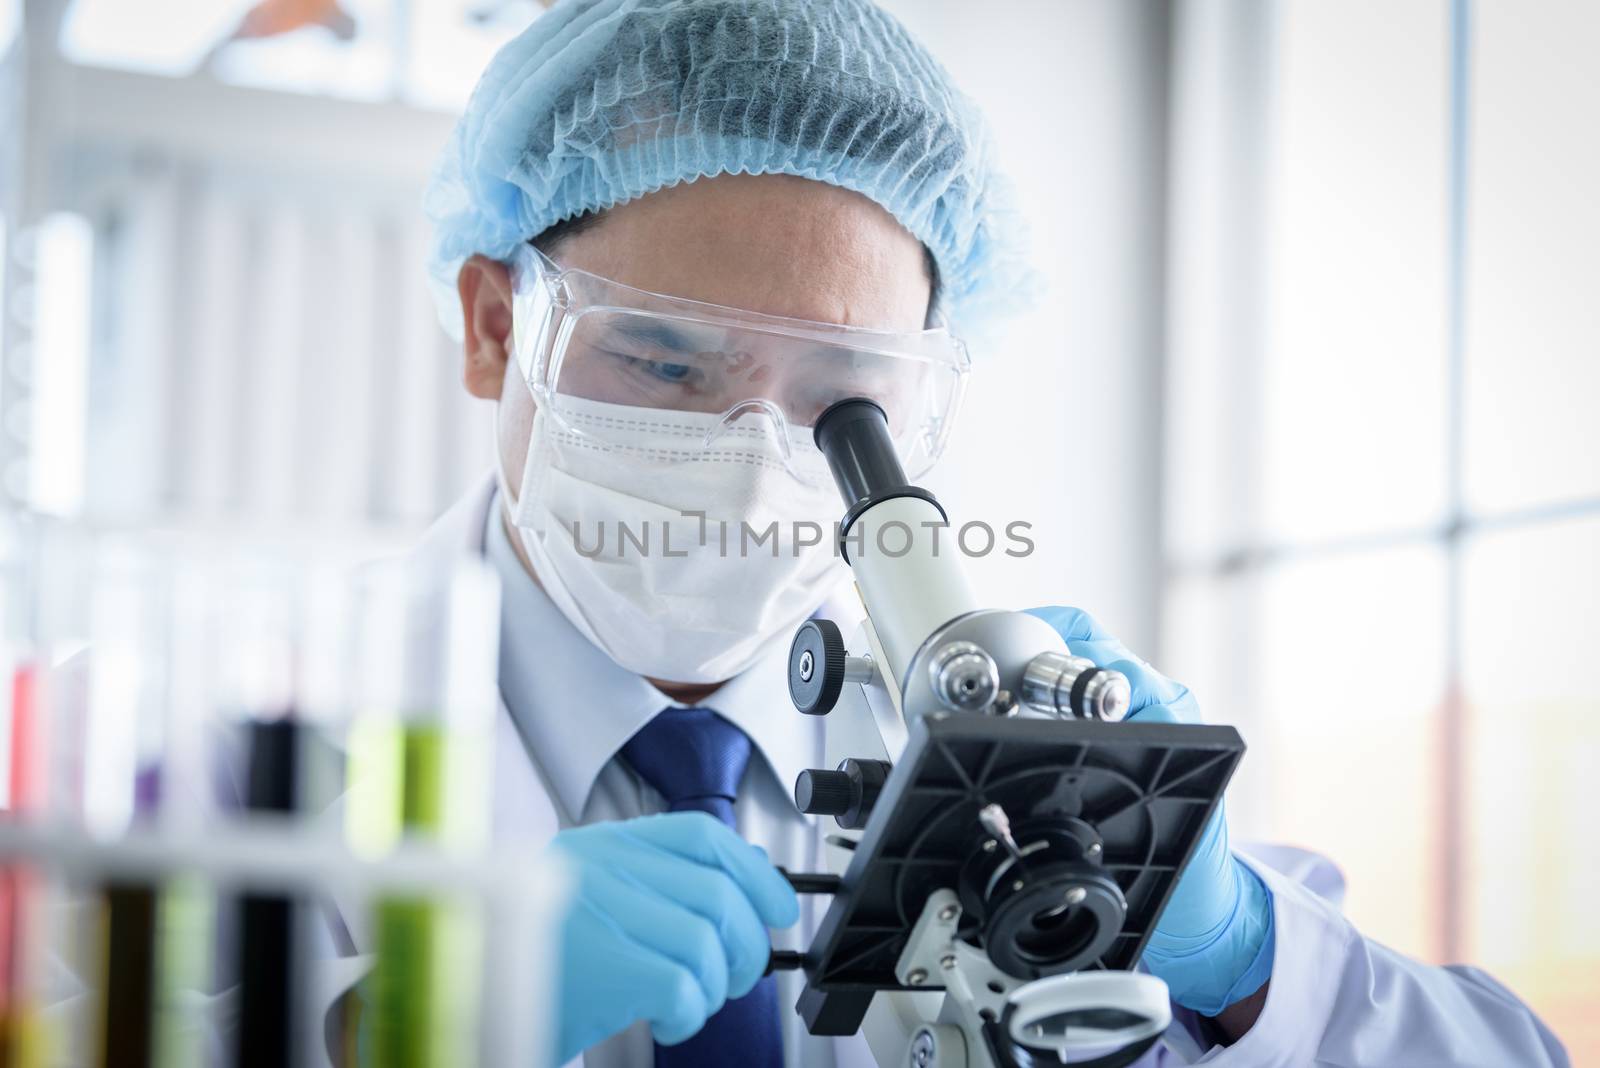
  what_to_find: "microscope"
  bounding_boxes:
[773,399,1245,1068]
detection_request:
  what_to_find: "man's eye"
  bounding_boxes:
[647,360,693,383]
[601,349,697,386]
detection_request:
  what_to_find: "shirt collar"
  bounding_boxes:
[485,491,823,819]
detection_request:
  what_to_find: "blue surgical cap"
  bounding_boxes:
[424,0,1034,341]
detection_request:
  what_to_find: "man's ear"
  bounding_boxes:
[458,254,515,400]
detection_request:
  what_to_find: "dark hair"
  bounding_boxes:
[530,210,606,254]
[920,245,942,326]
[531,210,944,326]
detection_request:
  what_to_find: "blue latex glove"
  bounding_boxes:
[1026,606,1275,1016]
[546,812,800,1063]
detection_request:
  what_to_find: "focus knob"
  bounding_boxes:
[789,619,847,715]
[795,769,854,817]
[795,759,891,830]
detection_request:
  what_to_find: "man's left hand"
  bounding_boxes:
[1026,605,1275,1020]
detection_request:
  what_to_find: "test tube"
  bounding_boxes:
[342,559,499,1068]
[149,547,217,1068]
[96,544,177,1068]
[32,534,219,1068]
[0,520,43,1068]
[47,539,168,1068]
[0,663,37,1068]
[215,560,309,1068]
[233,732,304,1068]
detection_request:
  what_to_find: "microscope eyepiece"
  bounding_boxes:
[812,397,947,565]
[813,398,908,507]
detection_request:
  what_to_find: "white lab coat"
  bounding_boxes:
[390,476,1570,1068]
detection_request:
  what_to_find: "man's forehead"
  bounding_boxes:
[552,174,932,332]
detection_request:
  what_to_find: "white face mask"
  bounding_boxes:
[496,395,848,684]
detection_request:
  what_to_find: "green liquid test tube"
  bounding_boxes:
[152,878,213,1068]
[352,721,485,1068]
[342,559,499,1068]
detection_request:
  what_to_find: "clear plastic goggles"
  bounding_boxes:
[507,243,970,488]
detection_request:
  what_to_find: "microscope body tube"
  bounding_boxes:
[813,399,980,692]
[812,399,1131,723]
[846,495,979,690]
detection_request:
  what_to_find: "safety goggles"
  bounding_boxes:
[507,243,970,488]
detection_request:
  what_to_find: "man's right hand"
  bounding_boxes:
[546,812,799,1064]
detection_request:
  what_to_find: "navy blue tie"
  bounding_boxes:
[620,708,785,1068]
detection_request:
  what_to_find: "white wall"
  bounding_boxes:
[883,0,1172,652]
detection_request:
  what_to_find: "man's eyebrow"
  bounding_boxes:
[611,318,701,354]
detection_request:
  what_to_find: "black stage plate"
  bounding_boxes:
[797,714,1245,1035]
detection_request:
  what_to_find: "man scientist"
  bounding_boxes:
[413,0,1571,1064]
